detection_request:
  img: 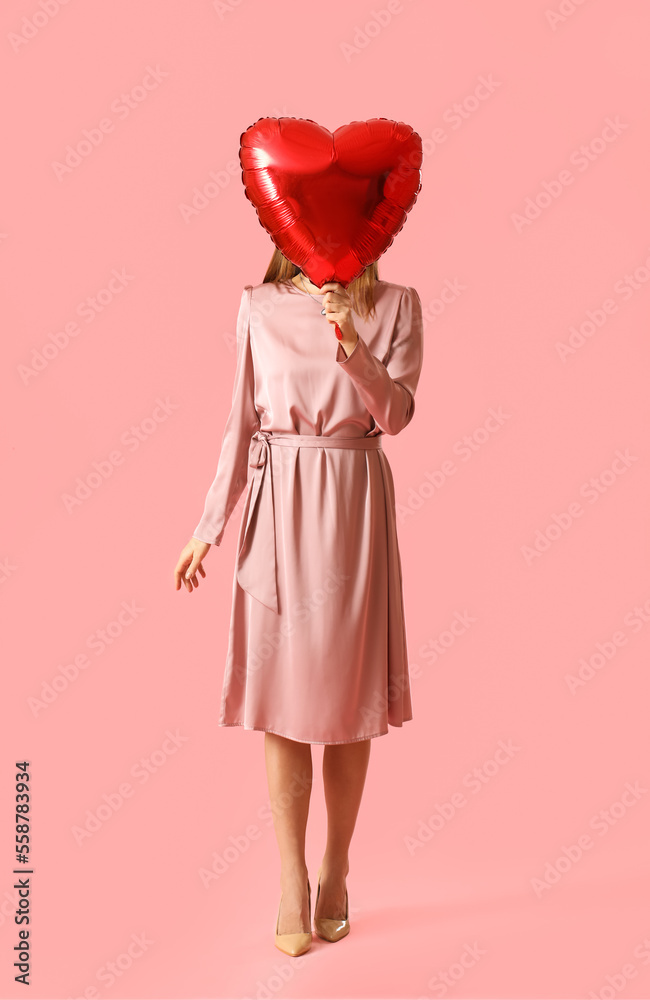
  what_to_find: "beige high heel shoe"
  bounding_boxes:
[313,866,350,942]
[274,879,312,957]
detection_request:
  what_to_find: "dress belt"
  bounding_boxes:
[236,429,384,614]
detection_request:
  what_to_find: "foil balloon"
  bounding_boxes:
[239,117,423,291]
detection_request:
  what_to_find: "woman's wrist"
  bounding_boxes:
[338,328,359,357]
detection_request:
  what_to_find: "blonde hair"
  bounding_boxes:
[263,247,379,321]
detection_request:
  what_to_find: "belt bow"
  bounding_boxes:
[236,430,279,613]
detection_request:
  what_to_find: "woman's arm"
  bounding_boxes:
[335,285,424,435]
[192,285,260,545]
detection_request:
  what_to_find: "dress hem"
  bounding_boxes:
[217,719,413,745]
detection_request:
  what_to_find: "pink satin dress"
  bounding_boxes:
[192,278,424,744]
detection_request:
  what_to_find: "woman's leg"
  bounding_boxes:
[316,738,372,919]
[264,732,313,934]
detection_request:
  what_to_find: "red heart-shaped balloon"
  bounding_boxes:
[239,117,423,288]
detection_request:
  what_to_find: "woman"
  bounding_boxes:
[174,248,424,956]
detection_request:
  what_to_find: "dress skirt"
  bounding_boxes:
[192,278,424,744]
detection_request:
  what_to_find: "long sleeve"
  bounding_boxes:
[335,285,424,435]
[192,285,260,545]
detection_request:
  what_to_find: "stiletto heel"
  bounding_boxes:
[274,878,312,956]
[313,866,350,942]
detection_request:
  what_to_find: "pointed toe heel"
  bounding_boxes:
[274,879,312,957]
[313,866,350,943]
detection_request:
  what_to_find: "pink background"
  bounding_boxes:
[2,1,649,997]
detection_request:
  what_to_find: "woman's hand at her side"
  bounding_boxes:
[174,537,211,593]
[319,282,359,353]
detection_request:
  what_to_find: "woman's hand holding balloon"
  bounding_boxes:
[319,282,358,355]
